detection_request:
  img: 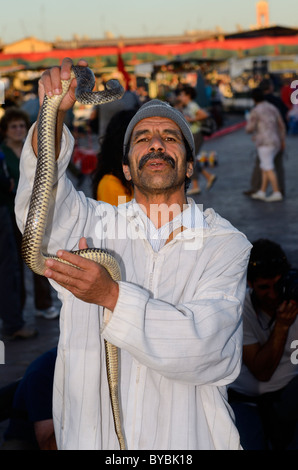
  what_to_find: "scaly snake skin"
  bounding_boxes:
[21,65,126,450]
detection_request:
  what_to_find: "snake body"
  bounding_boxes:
[21,65,126,450]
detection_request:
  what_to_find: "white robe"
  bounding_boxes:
[15,125,251,450]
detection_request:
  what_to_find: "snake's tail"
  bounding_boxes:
[79,249,126,449]
[105,340,126,450]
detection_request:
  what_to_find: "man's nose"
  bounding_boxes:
[149,135,165,152]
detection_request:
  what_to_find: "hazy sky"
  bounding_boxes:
[1,0,298,44]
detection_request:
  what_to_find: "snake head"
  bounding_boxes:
[72,65,96,95]
[72,65,125,104]
[105,79,125,97]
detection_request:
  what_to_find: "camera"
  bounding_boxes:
[283,269,298,302]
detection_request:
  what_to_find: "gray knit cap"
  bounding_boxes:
[123,99,195,158]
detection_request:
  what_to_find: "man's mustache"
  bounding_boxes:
[138,152,175,170]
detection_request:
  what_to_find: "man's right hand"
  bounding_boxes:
[37,57,88,112]
[32,57,89,158]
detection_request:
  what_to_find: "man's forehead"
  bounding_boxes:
[132,116,182,134]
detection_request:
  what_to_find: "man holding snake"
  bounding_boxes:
[15,58,251,450]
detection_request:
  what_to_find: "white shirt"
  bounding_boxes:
[132,200,208,252]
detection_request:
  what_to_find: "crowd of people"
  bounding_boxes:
[0,58,297,451]
[0,107,60,341]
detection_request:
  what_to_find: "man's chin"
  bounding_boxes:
[137,180,185,196]
[139,177,175,191]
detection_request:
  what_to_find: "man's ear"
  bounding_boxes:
[186,161,194,178]
[122,164,132,181]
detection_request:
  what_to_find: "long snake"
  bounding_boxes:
[21,65,126,450]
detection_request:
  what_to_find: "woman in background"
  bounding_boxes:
[92,110,135,205]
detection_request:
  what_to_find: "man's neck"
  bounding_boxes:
[134,189,188,228]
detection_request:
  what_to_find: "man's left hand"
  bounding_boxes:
[44,237,119,311]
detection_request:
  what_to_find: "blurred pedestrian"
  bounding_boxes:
[175,86,217,195]
[0,154,37,339]
[0,108,59,320]
[1,347,57,449]
[136,85,150,105]
[280,78,294,111]
[288,104,298,135]
[90,87,140,145]
[243,80,288,197]
[20,81,40,125]
[260,78,289,129]
[246,88,286,202]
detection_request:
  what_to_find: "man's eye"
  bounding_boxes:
[165,137,175,141]
[136,137,148,143]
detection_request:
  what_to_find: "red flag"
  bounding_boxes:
[117,50,131,90]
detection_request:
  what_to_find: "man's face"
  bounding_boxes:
[250,274,284,313]
[123,116,193,197]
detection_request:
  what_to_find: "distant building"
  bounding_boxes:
[2,37,52,54]
[0,25,298,70]
[256,1,270,28]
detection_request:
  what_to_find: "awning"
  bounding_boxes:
[0,35,298,67]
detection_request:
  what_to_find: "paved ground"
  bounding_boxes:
[200,126,298,264]
[1,112,297,443]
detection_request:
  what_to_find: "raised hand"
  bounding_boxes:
[38,57,88,112]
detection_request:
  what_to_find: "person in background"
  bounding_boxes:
[0,154,37,339]
[20,81,40,125]
[90,86,140,145]
[0,108,59,320]
[246,88,286,202]
[1,347,57,450]
[243,78,288,198]
[260,78,289,130]
[21,80,74,132]
[229,239,298,450]
[175,85,217,195]
[280,77,294,111]
[287,104,298,136]
[92,110,134,205]
[135,85,150,105]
